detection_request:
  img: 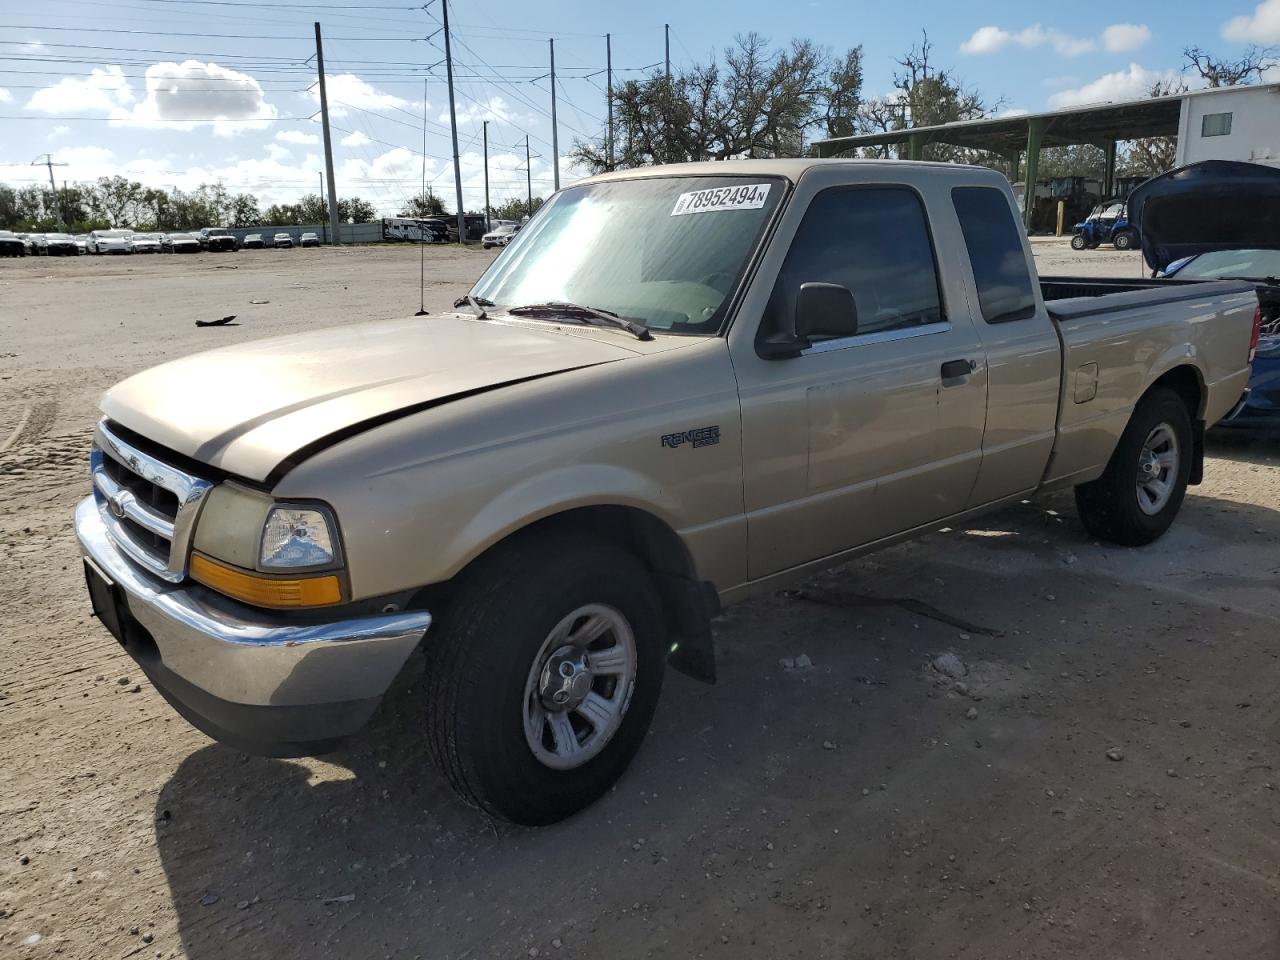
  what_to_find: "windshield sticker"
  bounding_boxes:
[671,183,771,217]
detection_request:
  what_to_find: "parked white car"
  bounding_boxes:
[482,222,520,248]
[131,233,162,254]
[273,232,294,249]
[89,229,134,255]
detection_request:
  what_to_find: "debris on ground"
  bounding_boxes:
[931,653,968,679]
[195,315,237,327]
[1106,748,1124,762]
[249,299,270,304]
[780,654,813,670]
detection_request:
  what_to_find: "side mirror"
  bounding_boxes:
[796,282,858,340]
[757,282,859,360]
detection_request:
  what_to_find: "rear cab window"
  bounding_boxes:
[951,186,1038,324]
[762,185,946,345]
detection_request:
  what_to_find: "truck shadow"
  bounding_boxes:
[1204,426,1278,468]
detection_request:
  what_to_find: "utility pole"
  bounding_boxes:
[549,38,560,191]
[664,24,670,79]
[482,120,490,232]
[314,23,341,245]
[606,33,614,171]
[32,154,67,228]
[525,135,532,221]
[441,0,467,244]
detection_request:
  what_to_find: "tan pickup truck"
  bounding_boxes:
[76,159,1261,824]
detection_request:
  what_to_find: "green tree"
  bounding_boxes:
[399,193,447,218]
[572,33,865,172]
[490,196,542,221]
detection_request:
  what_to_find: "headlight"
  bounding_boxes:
[259,505,341,570]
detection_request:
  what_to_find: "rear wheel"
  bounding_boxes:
[1075,387,1193,545]
[424,532,666,824]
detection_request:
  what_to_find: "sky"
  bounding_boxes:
[1,0,1279,217]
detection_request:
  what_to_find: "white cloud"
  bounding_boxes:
[999,107,1031,118]
[276,129,319,145]
[26,65,134,114]
[438,94,529,127]
[960,23,1096,57]
[0,88,12,104]
[340,130,371,147]
[313,74,408,115]
[114,60,277,135]
[50,124,70,138]
[1224,0,1280,41]
[24,60,276,135]
[1102,23,1152,52]
[961,22,1151,57]
[266,143,292,162]
[959,26,1012,55]
[1048,63,1183,108]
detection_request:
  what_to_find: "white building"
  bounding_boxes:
[1176,83,1280,168]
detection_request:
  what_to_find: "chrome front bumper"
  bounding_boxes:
[75,496,432,755]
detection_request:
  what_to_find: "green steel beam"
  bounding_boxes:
[1022,118,1045,230]
[908,132,925,161]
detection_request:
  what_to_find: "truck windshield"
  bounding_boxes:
[471,175,785,335]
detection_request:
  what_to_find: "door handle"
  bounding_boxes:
[940,359,976,379]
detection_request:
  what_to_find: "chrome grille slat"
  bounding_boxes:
[92,468,176,539]
[91,421,213,583]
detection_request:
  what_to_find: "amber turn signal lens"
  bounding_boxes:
[190,554,342,609]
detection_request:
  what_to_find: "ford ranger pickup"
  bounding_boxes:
[76,159,1261,824]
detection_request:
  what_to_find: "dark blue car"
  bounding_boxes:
[1128,161,1280,429]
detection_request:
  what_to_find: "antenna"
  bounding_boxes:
[416,75,429,316]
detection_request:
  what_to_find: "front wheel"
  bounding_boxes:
[1074,387,1193,545]
[1070,234,1088,251]
[424,532,666,824]
[1113,230,1135,251]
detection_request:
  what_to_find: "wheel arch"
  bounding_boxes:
[419,504,720,683]
[1145,363,1206,484]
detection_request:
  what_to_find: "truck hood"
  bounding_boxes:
[101,314,640,483]
[1127,160,1280,272]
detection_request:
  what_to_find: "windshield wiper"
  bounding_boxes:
[452,294,493,319]
[506,301,653,341]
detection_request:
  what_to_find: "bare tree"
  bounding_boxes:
[1183,44,1278,87]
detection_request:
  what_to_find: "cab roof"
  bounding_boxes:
[578,157,988,187]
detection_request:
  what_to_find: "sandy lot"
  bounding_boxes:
[2,242,1278,960]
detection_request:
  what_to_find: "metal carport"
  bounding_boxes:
[812,95,1184,228]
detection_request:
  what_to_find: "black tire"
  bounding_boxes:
[1113,230,1134,251]
[425,531,666,824]
[1070,234,1087,251]
[1074,387,1193,546]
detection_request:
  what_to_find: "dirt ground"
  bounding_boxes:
[2,242,1278,960]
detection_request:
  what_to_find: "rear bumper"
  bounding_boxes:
[75,496,431,756]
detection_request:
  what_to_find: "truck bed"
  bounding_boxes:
[1036,277,1259,490]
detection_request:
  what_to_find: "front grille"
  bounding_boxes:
[91,421,213,582]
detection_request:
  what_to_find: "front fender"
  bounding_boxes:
[446,463,686,579]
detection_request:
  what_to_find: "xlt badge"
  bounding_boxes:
[661,425,720,449]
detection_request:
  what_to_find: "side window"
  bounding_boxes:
[951,186,1038,324]
[1201,112,1232,137]
[764,186,944,341]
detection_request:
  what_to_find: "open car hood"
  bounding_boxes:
[1127,160,1280,273]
